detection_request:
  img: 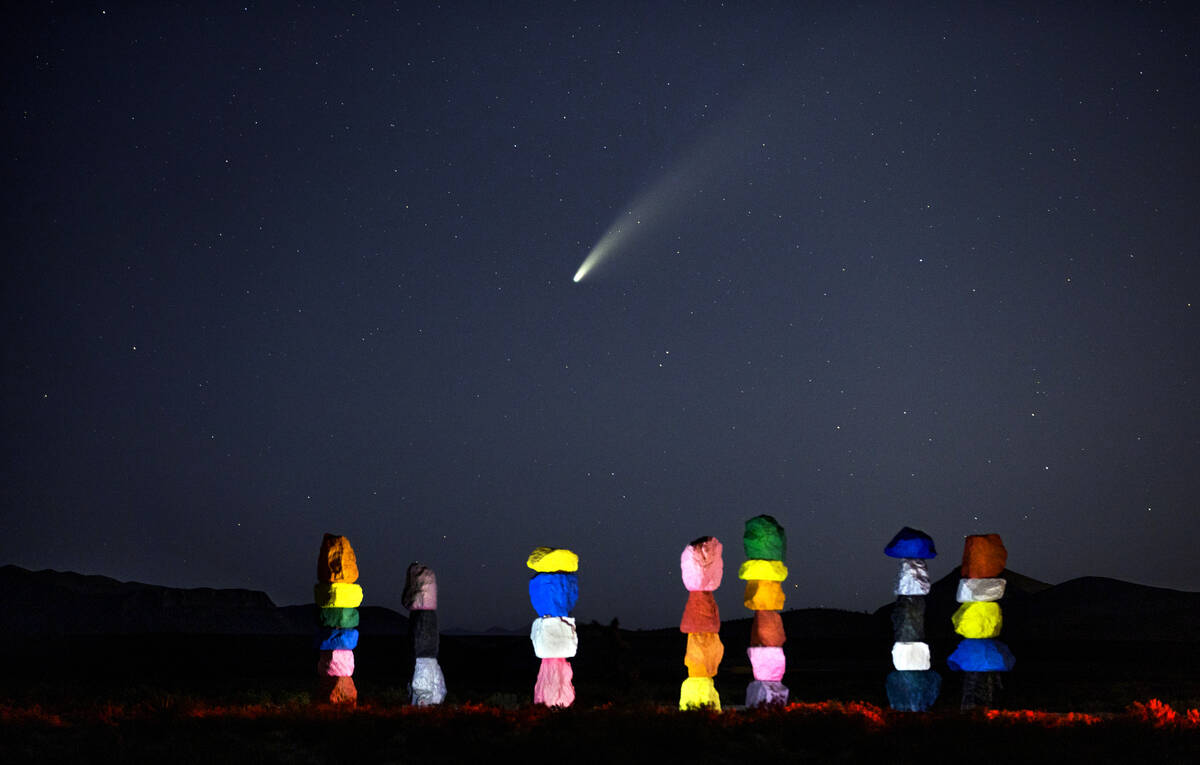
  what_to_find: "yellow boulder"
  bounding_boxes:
[526,547,579,573]
[679,676,721,711]
[952,601,1003,639]
[314,582,363,609]
[737,559,788,582]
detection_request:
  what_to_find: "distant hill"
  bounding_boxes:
[3,563,1197,641]
[873,566,1200,642]
[0,565,407,636]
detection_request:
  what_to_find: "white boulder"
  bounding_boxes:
[530,616,578,658]
[410,657,447,706]
[895,559,931,596]
[956,577,1007,602]
[892,641,931,671]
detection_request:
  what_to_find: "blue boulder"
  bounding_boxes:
[884,527,937,559]
[947,638,1015,672]
[886,670,941,711]
[529,572,579,616]
[315,627,359,651]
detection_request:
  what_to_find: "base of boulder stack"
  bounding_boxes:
[533,657,575,707]
[745,680,789,707]
[679,676,721,711]
[961,671,1002,711]
[886,670,940,711]
[410,657,447,706]
[316,675,358,705]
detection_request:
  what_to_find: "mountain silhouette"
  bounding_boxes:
[874,566,1200,642]
[2,563,1196,640]
[0,565,406,635]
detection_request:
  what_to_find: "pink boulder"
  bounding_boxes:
[533,657,575,707]
[680,536,724,592]
[747,646,786,682]
[402,562,438,611]
[318,648,355,677]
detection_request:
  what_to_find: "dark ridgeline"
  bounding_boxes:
[0,564,408,635]
[1,563,1199,710]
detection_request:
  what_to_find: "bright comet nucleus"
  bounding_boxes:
[572,219,633,282]
[572,84,774,283]
[572,238,614,283]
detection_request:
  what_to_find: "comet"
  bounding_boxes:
[571,95,765,283]
[571,173,680,283]
[573,215,639,282]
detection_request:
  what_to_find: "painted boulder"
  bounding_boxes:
[743,515,787,560]
[884,527,937,559]
[680,536,724,592]
[529,572,579,617]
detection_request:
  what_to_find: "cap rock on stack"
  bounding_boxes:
[883,526,940,712]
[314,534,360,705]
[741,515,789,707]
[949,534,1014,710]
[527,546,578,707]
[678,536,723,710]
[404,562,445,705]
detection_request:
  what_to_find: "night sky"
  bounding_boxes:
[4,2,1198,632]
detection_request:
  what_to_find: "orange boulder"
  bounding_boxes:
[750,610,786,647]
[679,590,721,633]
[318,533,359,583]
[744,579,785,611]
[317,675,358,705]
[961,534,1007,578]
[684,631,724,678]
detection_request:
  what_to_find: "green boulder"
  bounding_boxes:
[743,515,786,560]
[318,606,360,629]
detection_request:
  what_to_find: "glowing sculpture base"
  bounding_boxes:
[534,657,575,707]
[746,680,789,707]
[679,676,721,710]
[886,670,940,712]
[410,657,447,706]
[317,675,358,705]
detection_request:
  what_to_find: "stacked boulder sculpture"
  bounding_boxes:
[404,561,446,705]
[883,527,941,711]
[527,546,579,707]
[314,533,362,704]
[741,515,789,707]
[679,536,724,710]
[948,533,1015,710]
